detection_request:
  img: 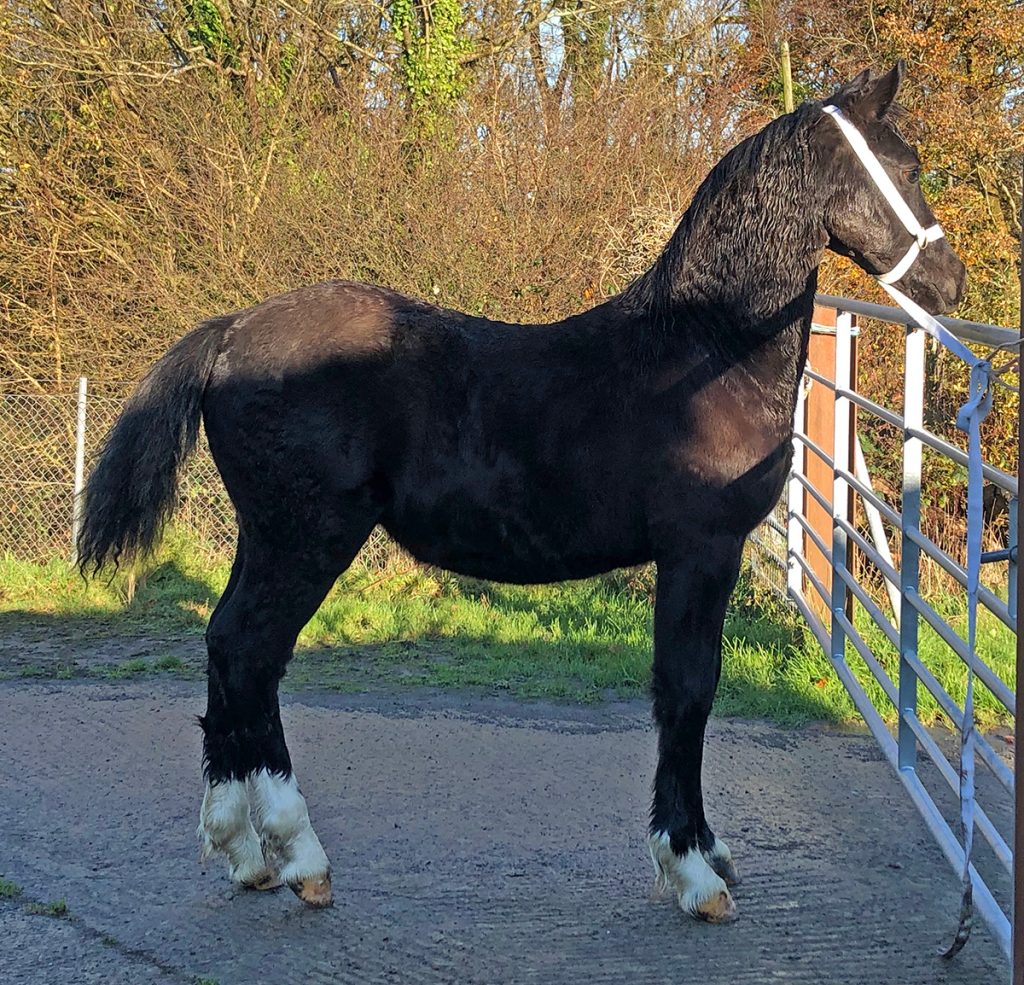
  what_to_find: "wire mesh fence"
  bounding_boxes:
[747,498,789,600]
[0,379,401,570]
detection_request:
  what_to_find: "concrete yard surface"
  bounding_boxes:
[0,680,1009,984]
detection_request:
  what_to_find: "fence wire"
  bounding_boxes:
[0,381,399,570]
[747,498,789,600]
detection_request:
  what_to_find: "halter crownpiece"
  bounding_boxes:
[821,104,944,286]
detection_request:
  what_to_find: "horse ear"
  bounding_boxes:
[839,68,872,97]
[839,61,905,122]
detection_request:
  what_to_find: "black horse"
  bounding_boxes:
[79,64,965,922]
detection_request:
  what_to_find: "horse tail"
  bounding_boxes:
[77,315,232,573]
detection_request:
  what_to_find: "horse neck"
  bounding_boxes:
[631,107,829,351]
[622,109,828,426]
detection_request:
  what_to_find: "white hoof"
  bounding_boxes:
[198,780,277,888]
[649,831,737,923]
[249,769,332,907]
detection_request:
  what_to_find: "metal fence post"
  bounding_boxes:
[71,376,88,565]
[899,329,924,773]
[1009,497,1018,626]
[787,374,808,599]
[1013,167,1022,985]
[830,311,853,666]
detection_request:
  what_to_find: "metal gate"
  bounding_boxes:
[752,292,1018,963]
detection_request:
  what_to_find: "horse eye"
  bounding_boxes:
[906,166,920,184]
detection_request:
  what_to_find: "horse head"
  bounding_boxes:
[819,62,966,315]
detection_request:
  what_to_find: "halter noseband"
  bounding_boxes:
[822,104,944,286]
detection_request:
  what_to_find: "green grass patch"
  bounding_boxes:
[153,654,186,671]
[0,533,1014,727]
[103,657,150,679]
[25,899,68,917]
[0,877,22,898]
[0,531,225,634]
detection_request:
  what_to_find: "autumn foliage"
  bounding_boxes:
[0,1,1020,539]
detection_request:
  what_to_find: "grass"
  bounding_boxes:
[25,898,68,917]
[846,591,1015,730]
[0,530,1014,727]
[0,879,71,919]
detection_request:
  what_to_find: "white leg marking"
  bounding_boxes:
[705,835,732,864]
[248,769,330,887]
[197,780,271,886]
[702,835,741,885]
[649,831,735,921]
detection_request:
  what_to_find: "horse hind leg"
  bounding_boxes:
[198,775,277,890]
[197,523,372,906]
[247,769,329,903]
[196,535,278,890]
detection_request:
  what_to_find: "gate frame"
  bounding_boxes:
[776,291,1020,972]
[1014,189,1023,985]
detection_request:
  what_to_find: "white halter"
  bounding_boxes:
[821,104,944,286]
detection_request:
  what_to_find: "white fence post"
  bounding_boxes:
[830,311,853,666]
[899,329,924,774]
[854,435,902,626]
[71,376,88,564]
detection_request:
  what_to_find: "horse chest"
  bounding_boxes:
[654,372,795,532]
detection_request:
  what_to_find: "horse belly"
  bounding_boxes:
[382,491,646,584]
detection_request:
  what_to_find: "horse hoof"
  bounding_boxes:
[243,870,282,892]
[710,856,741,887]
[289,874,333,908]
[651,833,737,924]
[695,889,738,924]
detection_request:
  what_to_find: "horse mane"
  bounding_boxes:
[622,101,825,319]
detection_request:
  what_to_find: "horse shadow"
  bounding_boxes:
[0,560,215,679]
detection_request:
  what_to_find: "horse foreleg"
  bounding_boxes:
[649,541,743,923]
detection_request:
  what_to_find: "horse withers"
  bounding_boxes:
[79,64,965,922]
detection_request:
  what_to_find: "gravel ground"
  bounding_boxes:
[0,677,1010,985]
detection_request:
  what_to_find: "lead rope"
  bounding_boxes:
[943,359,992,957]
[880,284,993,958]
